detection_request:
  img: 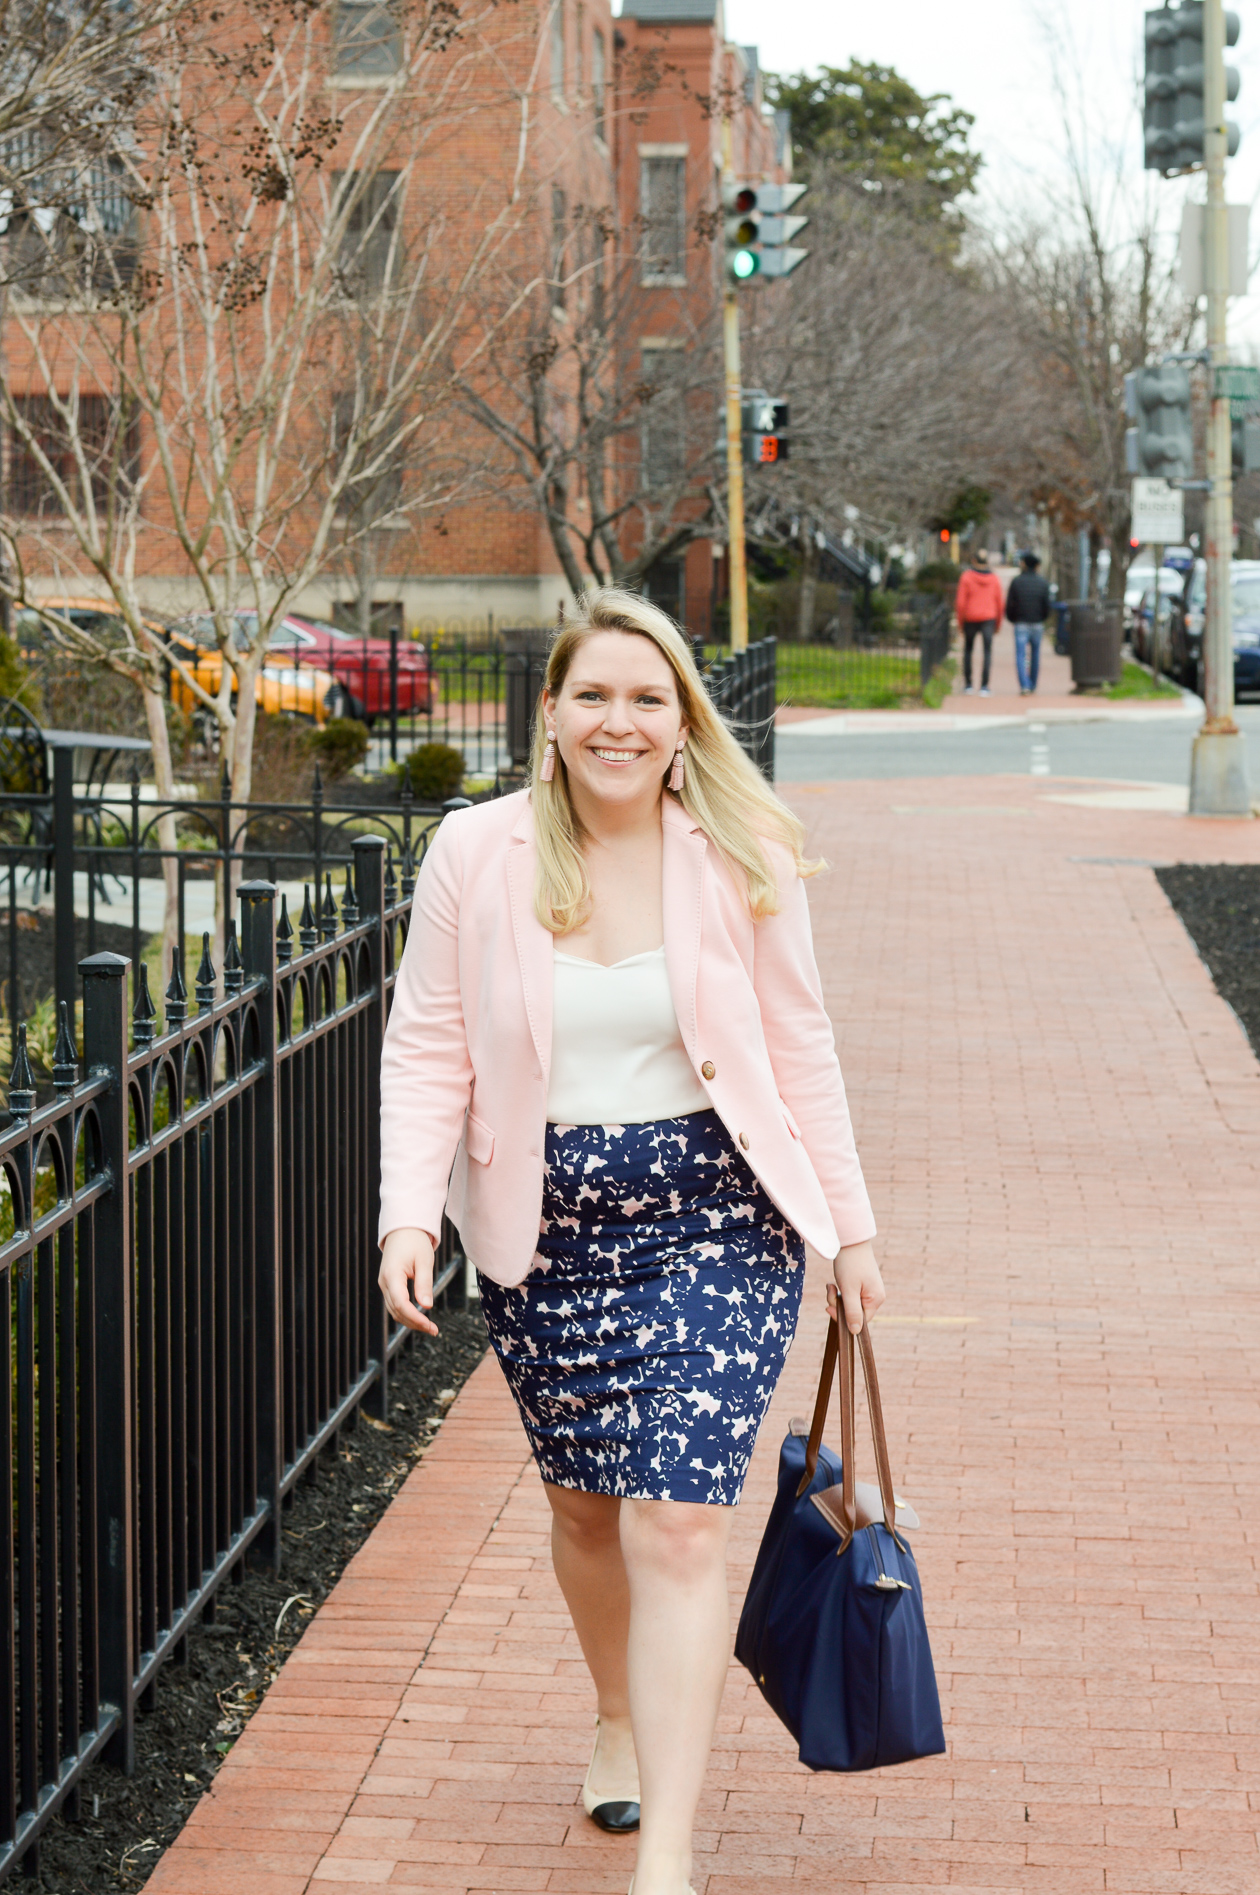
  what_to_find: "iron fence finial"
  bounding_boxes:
[320,873,338,941]
[8,1022,35,1119]
[165,944,188,1026]
[277,893,294,964]
[299,884,317,950]
[384,847,397,906]
[342,863,359,926]
[133,961,156,1045]
[53,1000,78,1090]
[223,920,243,994]
[195,932,216,1010]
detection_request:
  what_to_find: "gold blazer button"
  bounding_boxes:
[739,1132,750,1149]
[701,1061,715,1080]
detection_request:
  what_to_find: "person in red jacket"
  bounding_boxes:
[954,549,1005,695]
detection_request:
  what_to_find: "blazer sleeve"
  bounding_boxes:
[378,815,474,1245]
[753,866,877,1248]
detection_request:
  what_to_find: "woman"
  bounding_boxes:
[378,588,884,1895]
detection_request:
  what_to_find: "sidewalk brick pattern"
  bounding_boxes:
[146,776,1260,1894]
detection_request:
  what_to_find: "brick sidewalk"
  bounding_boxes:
[146,777,1260,1895]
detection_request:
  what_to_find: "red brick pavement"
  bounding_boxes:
[146,775,1260,1895]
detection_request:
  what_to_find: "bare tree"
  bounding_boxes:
[1,0,548,954]
[742,169,1033,612]
[460,187,725,593]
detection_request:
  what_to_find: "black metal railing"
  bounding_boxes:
[706,638,777,782]
[0,832,457,1882]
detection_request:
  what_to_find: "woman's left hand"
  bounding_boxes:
[828,1240,886,1334]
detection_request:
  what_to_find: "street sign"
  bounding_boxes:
[1131,477,1185,544]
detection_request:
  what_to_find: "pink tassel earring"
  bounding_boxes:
[540,727,557,783]
[668,740,685,793]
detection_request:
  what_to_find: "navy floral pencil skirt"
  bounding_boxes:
[477,1110,805,1506]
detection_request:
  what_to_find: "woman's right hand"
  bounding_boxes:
[379,1227,440,1337]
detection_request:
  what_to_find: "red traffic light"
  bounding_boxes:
[939,528,950,543]
[734,187,757,213]
[758,435,779,463]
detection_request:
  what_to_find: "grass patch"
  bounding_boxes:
[739,644,925,710]
[1105,661,1181,701]
[922,656,958,711]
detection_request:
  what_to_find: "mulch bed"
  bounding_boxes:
[7,910,137,1017]
[1156,864,1260,1052]
[29,1309,488,1893]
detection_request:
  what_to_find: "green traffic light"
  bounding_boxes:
[732,249,758,280]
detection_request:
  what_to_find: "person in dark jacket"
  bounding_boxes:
[1005,552,1051,695]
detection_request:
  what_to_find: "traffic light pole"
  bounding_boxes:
[721,116,748,654]
[1190,0,1251,815]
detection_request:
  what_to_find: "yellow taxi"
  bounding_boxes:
[14,599,348,726]
[165,615,349,725]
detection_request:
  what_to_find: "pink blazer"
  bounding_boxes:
[379,790,876,1287]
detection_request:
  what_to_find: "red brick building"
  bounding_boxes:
[4,0,789,642]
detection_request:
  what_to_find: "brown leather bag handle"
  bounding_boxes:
[796,1319,901,1544]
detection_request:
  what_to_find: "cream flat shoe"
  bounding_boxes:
[582,1716,640,1834]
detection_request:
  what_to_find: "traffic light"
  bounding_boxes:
[1124,364,1194,478]
[722,182,809,284]
[723,183,761,282]
[752,183,808,279]
[742,393,789,465]
[1144,3,1241,175]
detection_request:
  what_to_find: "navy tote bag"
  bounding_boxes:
[735,1319,945,1773]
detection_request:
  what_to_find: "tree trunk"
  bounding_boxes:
[797,527,818,643]
[139,677,181,995]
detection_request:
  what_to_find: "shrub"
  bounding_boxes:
[306,717,370,780]
[406,742,465,803]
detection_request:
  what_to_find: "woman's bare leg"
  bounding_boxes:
[620,1498,735,1894]
[543,1483,638,1800]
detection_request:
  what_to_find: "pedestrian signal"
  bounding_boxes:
[741,392,789,466]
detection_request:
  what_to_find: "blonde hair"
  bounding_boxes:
[530,586,820,933]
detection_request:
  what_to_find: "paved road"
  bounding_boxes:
[777,702,1260,783]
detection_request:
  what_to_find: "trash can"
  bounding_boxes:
[502,628,553,769]
[1068,603,1122,690]
[1052,602,1072,657]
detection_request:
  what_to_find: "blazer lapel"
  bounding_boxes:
[506,801,553,1078]
[662,798,706,1062]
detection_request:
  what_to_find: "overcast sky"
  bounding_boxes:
[709,0,1260,350]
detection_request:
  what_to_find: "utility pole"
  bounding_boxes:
[1190,0,1251,815]
[721,113,749,653]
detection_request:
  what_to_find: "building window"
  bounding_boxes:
[640,348,685,491]
[592,28,606,141]
[550,0,565,104]
[8,394,139,519]
[334,170,401,294]
[640,155,686,285]
[551,186,568,308]
[334,2,402,77]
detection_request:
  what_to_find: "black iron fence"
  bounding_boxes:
[0,834,461,1883]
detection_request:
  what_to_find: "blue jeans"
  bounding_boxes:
[1013,623,1042,692]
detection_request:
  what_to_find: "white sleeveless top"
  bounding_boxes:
[546,946,710,1124]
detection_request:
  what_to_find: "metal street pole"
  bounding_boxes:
[1189,0,1252,816]
[721,114,748,653]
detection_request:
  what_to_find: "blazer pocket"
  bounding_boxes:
[465,1111,495,1166]
[780,1100,803,1141]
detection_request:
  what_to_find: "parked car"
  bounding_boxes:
[1124,562,1183,634]
[1165,558,1260,696]
[241,613,437,723]
[13,596,171,657]
[1130,583,1176,669]
[165,615,348,726]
